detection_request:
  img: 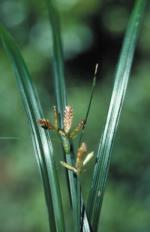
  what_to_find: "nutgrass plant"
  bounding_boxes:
[0,0,147,231]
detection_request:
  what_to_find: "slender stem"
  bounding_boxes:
[79,64,98,145]
[65,154,79,232]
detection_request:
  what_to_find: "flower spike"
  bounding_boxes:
[63,106,73,134]
[60,161,77,174]
[83,152,94,166]
[75,142,87,172]
[60,142,94,175]
[69,120,85,138]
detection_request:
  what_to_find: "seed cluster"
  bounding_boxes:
[38,105,94,175]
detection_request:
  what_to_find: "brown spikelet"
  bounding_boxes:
[38,119,54,130]
[69,120,85,138]
[63,106,73,134]
[75,142,87,171]
[77,142,87,160]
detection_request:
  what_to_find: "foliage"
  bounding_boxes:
[0,0,149,231]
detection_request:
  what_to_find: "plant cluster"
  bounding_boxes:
[0,0,147,231]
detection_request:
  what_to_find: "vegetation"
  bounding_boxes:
[0,0,149,231]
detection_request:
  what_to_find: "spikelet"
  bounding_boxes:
[77,142,87,160]
[60,143,93,175]
[63,106,73,134]
[69,120,85,138]
[60,161,77,174]
[75,142,87,171]
[38,119,54,130]
[83,152,94,166]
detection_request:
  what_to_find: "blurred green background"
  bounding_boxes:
[0,0,150,231]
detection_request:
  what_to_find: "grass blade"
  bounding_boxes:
[87,0,147,230]
[45,1,91,231]
[45,0,67,121]
[79,64,98,231]
[0,25,65,232]
[45,0,78,230]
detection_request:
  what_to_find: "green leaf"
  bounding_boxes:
[78,64,98,231]
[45,0,79,230]
[87,0,147,230]
[45,1,91,231]
[0,25,65,232]
[45,0,67,122]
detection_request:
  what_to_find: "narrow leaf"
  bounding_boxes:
[87,0,147,230]
[0,25,65,232]
[79,64,98,231]
[45,0,78,230]
[45,1,91,231]
[45,0,67,121]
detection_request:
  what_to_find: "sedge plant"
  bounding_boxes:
[0,0,147,231]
